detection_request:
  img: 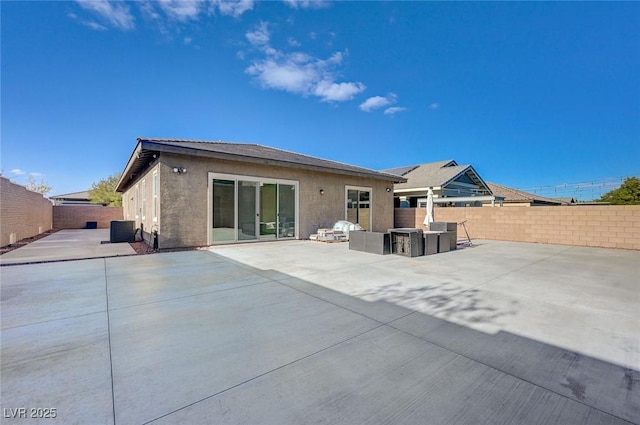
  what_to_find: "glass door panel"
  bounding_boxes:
[346,188,371,231]
[212,179,236,243]
[347,189,359,224]
[278,184,296,238]
[260,183,277,240]
[238,181,258,240]
[358,190,371,231]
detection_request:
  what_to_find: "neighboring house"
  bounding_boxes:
[485,182,568,206]
[384,160,502,207]
[49,190,92,206]
[115,138,405,248]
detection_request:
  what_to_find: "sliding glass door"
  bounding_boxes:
[210,174,298,244]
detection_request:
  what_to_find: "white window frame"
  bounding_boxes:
[152,170,159,223]
[141,178,146,221]
[135,184,140,221]
[207,172,299,245]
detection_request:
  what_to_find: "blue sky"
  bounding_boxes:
[2,1,639,200]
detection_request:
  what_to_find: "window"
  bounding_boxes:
[153,171,158,222]
[135,184,140,220]
[141,179,146,220]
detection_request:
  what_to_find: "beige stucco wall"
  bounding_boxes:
[0,177,53,247]
[395,205,640,250]
[122,154,396,248]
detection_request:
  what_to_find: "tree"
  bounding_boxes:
[597,177,640,205]
[26,176,52,196]
[89,173,122,206]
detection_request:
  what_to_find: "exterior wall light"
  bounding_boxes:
[172,167,187,174]
[319,189,325,195]
[386,187,391,192]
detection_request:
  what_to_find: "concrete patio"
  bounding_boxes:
[0,229,135,265]
[1,238,638,424]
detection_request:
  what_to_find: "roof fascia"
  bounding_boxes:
[441,165,491,194]
[142,141,406,183]
[115,141,143,192]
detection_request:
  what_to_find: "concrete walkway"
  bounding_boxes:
[1,240,638,424]
[0,229,135,265]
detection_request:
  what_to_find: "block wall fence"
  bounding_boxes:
[53,206,123,230]
[395,205,640,250]
[0,177,53,247]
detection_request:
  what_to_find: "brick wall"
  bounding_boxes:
[53,205,123,229]
[395,205,640,250]
[1,177,53,247]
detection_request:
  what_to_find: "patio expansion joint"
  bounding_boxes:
[106,281,271,313]
[0,309,108,332]
[103,258,117,425]
[385,312,634,425]
[142,322,389,425]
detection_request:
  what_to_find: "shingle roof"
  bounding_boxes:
[49,190,91,200]
[117,138,405,191]
[384,160,480,190]
[487,182,566,205]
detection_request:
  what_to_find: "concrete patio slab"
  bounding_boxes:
[0,259,107,329]
[109,281,379,424]
[0,229,135,265]
[104,251,271,310]
[1,240,638,424]
[1,313,113,425]
[152,326,627,425]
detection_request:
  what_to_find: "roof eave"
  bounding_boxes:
[117,140,406,190]
[115,141,143,192]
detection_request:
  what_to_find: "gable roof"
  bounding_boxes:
[384,160,490,194]
[486,182,567,205]
[116,138,406,192]
[49,190,90,200]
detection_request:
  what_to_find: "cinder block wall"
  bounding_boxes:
[0,177,53,246]
[394,205,640,250]
[53,205,123,229]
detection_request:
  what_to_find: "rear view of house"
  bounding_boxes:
[115,138,404,249]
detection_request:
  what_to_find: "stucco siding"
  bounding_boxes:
[124,153,396,248]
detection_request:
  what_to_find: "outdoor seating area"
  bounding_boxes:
[349,222,459,257]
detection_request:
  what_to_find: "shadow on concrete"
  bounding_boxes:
[355,281,518,325]
[212,251,639,424]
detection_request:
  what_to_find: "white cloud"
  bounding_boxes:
[184,36,193,45]
[246,22,270,46]
[75,0,135,31]
[244,23,364,103]
[359,93,398,112]
[314,80,365,102]
[214,0,254,18]
[384,106,407,115]
[282,0,330,9]
[429,103,439,110]
[83,21,108,31]
[156,0,202,22]
[9,169,25,175]
[360,94,394,112]
[287,37,301,47]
